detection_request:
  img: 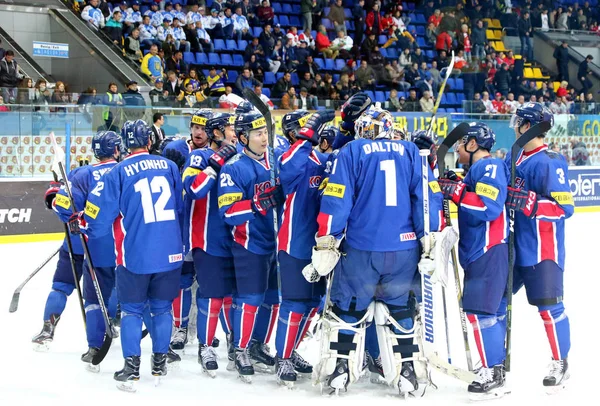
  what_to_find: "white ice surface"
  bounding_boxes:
[0,213,598,406]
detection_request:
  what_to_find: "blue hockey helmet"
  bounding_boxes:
[189,108,213,129]
[121,119,150,149]
[235,111,266,147]
[463,122,496,151]
[92,131,121,159]
[281,110,310,143]
[320,125,338,147]
[235,100,256,115]
[206,112,236,146]
[510,102,554,131]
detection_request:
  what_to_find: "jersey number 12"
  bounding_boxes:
[134,176,175,224]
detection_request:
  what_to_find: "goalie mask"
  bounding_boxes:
[355,106,394,140]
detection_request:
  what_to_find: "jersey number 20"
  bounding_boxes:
[134,176,176,224]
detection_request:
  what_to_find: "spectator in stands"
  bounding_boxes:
[313,0,327,30]
[504,92,518,114]
[491,92,504,113]
[207,67,227,95]
[557,80,569,98]
[81,0,105,30]
[540,9,550,31]
[316,25,338,59]
[102,82,123,107]
[425,22,437,47]
[272,71,292,99]
[335,73,351,100]
[295,40,311,65]
[254,84,274,109]
[571,138,590,165]
[75,87,96,108]
[578,54,594,94]
[104,10,123,45]
[481,91,496,113]
[141,44,163,82]
[232,6,253,41]
[399,48,413,68]
[272,24,285,43]
[470,92,486,113]
[0,95,10,111]
[314,73,333,98]
[195,21,214,53]
[387,89,401,112]
[50,81,71,108]
[495,148,507,160]
[420,90,434,113]
[436,30,452,55]
[300,71,316,94]
[0,51,22,103]
[439,10,459,39]
[428,9,442,27]
[353,0,366,54]
[139,15,160,48]
[171,18,190,53]
[327,0,347,36]
[494,63,511,97]
[360,33,378,61]
[244,37,265,64]
[235,67,262,95]
[164,71,181,100]
[298,86,318,110]
[204,9,225,40]
[122,80,145,106]
[301,0,313,34]
[550,96,569,114]
[435,49,450,70]
[471,19,486,61]
[166,50,187,76]
[518,11,534,61]
[298,55,320,78]
[149,78,169,106]
[259,24,276,56]
[157,15,173,42]
[429,60,442,88]
[16,77,33,105]
[330,30,353,60]
[222,8,236,40]
[458,24,472,61]
[356,59,376,90]
[280,86,297,109]
[33,79,51,107]
[161,34,177,60]
[404,89,421,112]
[366,3,383,36]
[404,62,421,87]
[257,0,275,27]
[124,28,142,62]
[557,9,571,31]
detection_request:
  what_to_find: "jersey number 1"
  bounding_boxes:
[380,160,397,207]
[134,176,175,224]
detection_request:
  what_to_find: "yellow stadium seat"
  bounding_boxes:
[494,30,503,40]
[514,54,522,59]
[493,41,507,52]
[533,67,550,79]
[524,67,534,78]
[491,19,502,28]
[486,29,495,40]
[553,81,560,92]
[536,81,543,89]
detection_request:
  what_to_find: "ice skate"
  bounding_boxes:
[226,333,236,371]
[398,362,419,398]
[167,346,181,370]
[211,337,220,348]
[543,358,570,394]
[290,350,312,375]
[468,364,509,401]
[31,314,59,352]
[248,339,275,373]
[81,347,100,373]
[276,357,297,388]
[151,353,167,387]
[235,348,254,383]
[114,356,140,392]
[198,344,218,378]
[366,351,385,385]
[327,359,350,395]
[170,326,188,351]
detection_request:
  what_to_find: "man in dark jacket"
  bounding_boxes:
[554,41,570,82]
[578,54,594,94]
[122,80,146,106]
[353,0,366,57]
[518,12,533,61]
[493,63,511,96]
[471,20,487,60]
[271,71,292,98]
[0,51,22,103]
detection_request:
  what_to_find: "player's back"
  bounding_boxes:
[163,138,192,162]
[91,151,184,274]
[322,139,427,252]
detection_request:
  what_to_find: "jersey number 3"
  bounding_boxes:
[134,176,175,224]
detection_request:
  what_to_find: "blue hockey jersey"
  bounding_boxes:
[54,161,118,267]
[277,140,330,260]
[218,150,277,255]
[163,138,193,163]
[275,135,290,156]
[51,169,84,256]
[456,156,509,268]
[182,149,233,257]
[318,139,443,252]
[510,145,574,269]
[83,151,184,274]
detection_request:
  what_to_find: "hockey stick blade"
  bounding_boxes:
[427,352,477,383]
[8,292,20,313]
[92,332,112,365]
[436,122,470,174]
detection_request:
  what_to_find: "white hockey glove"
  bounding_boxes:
[418,227,459,288]
[310,234,342,277]
[302,263,320,283]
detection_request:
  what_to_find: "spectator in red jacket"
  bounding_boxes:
[428,9,442,27]
[366,3,384,36]
[491,92,504,113]
[316,25,339,59]
[256,0,274,27]
[435,31,452,54]
[382,11,395,36]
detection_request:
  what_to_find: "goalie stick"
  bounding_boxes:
[436,122,473,372]
[505,121,552,372]
[8,246,60,313]
[50,132,113,366]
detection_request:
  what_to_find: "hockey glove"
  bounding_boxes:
[164,148,186,172]
[208,144,238,173]
[437,178,467,205]
[413,132,437,169]
[310,234,342,277]
[506,186,538,218]
[340,92,372,133]
[252,185,284,216]
[68,211,87,235]
[44,181,63,210]
[443,170,461,182]
[297,110,336,145]
[301,263,321,283]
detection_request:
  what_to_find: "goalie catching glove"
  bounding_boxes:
[417,227,459,287]
[302,234,342,283]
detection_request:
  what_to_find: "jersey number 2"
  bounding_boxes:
[134,176,175,224]
[380,160,397,206]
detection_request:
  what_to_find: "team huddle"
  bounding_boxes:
[33,93,573,399]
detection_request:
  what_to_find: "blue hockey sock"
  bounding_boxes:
[85,302,105,348]
[142,303,152,337]
[365,322,380,359]
[467,313,506,367]
[196,296,223,345]
[219,296,233,336]
[108,287,118,319]
[233,294,263,349]
[252,289,279,343]
[120,302,144,358]
[539,303,570,360]
[173,270,193,329]
[275,300,307,358]
[43,282,74,320]
[295,305,319,349]
[150,299,173,354]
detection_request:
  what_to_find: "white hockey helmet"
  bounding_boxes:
[355,105,394,140]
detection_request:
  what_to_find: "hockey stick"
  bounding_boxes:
[8,246,60,313]
[52,171,87,328]
[436,122,473,371]
[505,121,551,372]
[425,51,455,137]
[50,133,113,366]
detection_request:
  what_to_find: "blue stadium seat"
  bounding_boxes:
[314,58,325,69]
[276,72,284,80]
[272,3,282,13]
[455,78,464,90]
[365,91,376,102]
[347,21,355,31]
[226,39,237,51]
[291,73,299,86]
[282,4,293,14]
[446,93,457,105]
[227,70,238,83]
[416,37,426,48]
[221,54,233,66]
[425,50,435,60]
[344,8,352,18]
[438,108,447,112]
[446,108,456,113]
[233,54,244,66]
[378,35,387,45]
[264,72,276,85]
[407,25,416,33]
[456,93,466,105]
[238,40,248,51]
[380,48,388,58]
[214,39,226,51]
[335,59,346,71]
[415,14,427,24]
[325,58,336,71]
[333,74,340,82]
[203,70,210,77]
[387,48,398,59]
[279,15,290,27]
[253,27,263,37]
[208,53,221,65]
[440,94,448,105]
[416,26,425,36]
[290,16,300,27]
[292,5,301,14]
[324,7,330,16]
[385,91,390,100]
[196,53,208,65]
[322,18,333,30]
[183,52,196,65]
[375,91,385,102]
[457,108,464,113]
[262,87,271,98]
[447,78,455,90]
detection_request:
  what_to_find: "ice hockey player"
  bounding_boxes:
[53,131,121,371]
[436,123,510,400]
[506,103,574,392]
[163,108,213,352]
[217,111,284,382]
[304,105,442,396]
[71,119,184,392]
[273,110,335,387]
[316,125,337,154]
[33,161,88,350]
[278,110,311,154]
[181,112,239,377]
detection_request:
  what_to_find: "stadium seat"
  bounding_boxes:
[214,39,225,51]
[208,53,221,65]
[314,58,325,69]
[238,40,248,51]
[196,53,208,65]
[264,72,276,85]
[416,37,426,48]
[523,67,534,79]
[290,16,300,27]
[455,78,464,90]
[365,90,376,101]
[415,14,426,24]
[344,8,352,18]
[272,3,282,13]
[322,18,333,30]
[226,39,237,51]
[446,108,456,113]
[456,93,466,105]
[276,72,284,81]
[253,27,263,37]
[262,87,271,98]
[447,78,455,90]
[292,4,301,14]
[221,54,233,66]
[446,93,457,105]
[325,58,336,71]
[426,50,435,60]
[226,70,238,83]
[291,73,299,86]
[282,4,293,14]
[386,48,398,59]
[416,26,425,36]
[183,52,196,65]
[233,54,244,66]
[335,59,346,71]
[202,70,210,77]
[375,91,385,102]
[378,35,387,45]
[379,48,388,58]
[279,15,290,27]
